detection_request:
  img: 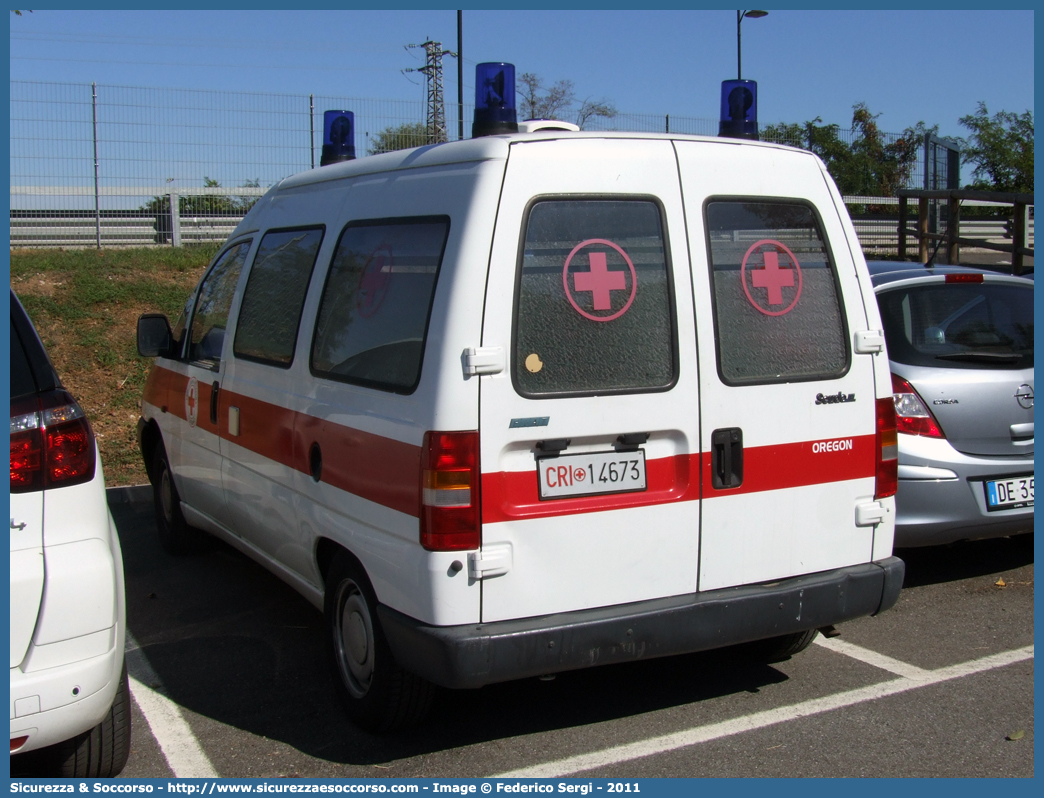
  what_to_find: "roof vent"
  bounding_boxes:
[518,119,580,133]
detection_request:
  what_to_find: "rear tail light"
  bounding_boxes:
[891,374,945,439]
[875,397,898,500]
[420,431,480,551]
[945,273,984,283]
[10,735,29,752]
[10,391,96,494]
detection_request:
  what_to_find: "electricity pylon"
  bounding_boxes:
[407,40,457,144]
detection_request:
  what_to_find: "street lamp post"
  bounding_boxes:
[737,9,768,79]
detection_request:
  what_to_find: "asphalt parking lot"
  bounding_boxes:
[111,497,1034,779]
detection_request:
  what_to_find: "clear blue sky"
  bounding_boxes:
[9,7,1035,139]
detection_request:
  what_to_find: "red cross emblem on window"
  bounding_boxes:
[562,239,637,322]
[740,239,803,316]
[357,245,392,318]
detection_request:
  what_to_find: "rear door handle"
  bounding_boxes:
[711,428,743,489]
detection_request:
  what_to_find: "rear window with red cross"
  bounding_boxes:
[514,198,677,397]
[705,200,849,385]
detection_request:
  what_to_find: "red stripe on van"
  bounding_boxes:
[222,389,422,518]
[701,434,876,497]
[142,366,187,418]
[144,363,876,526]
[296,413,421,518]
[482,453,698,524]
[145,365,423,518]
[482,435,876,524]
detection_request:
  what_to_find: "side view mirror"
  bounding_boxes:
[137,314,174,358]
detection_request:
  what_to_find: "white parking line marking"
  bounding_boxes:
[494,645,1033,778]
[812,636,931,679]
[126,635,218,778]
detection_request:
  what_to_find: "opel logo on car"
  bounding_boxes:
[1015,384,1034,409]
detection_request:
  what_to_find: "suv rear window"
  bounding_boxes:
[310,217,449,393]
[877,281,1034,369]
[514,198,676,396]
[705,200,849,385]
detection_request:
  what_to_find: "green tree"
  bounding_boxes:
[517,72,616,129]
[763,104,927,198]
[368,122,427,155]
[957,102,1034,194]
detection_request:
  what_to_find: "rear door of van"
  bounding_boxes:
[676,141,882,592]
[478,137,701,623]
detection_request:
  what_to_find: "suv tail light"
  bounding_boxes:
[10,391,96,494]
[420,431,480,551]
[891,374,945,439]
[875,396,898,500]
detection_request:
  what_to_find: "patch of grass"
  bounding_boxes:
[11,246,219,487]
[9,244,220,279]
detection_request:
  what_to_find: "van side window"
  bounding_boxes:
[705,200,848,385]
[186,240,251,369]
[514,199,676,397]
[310,217,449,393]
[233,227,324,367]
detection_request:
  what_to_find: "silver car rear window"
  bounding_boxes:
[877,282,1033,369]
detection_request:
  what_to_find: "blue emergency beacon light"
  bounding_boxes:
[320,110,356,166]
[718,80,759,140]
[472,63,518,138]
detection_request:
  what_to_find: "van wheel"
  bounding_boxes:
[325,552,434,732]
[152,446,204,554]
[18,664,132,778]
[741,629,820,664]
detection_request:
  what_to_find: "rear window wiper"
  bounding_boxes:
[934,351,1025,365]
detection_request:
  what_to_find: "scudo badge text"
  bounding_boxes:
[816,391,855,405]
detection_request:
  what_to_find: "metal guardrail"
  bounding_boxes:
[8,191,1035,253]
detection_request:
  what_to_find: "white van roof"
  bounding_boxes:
[277,130,811,191]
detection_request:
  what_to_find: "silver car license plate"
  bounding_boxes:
[537,450,647,500]
[985,475,1034,511]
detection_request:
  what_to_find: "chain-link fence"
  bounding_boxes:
[11,80,942,249]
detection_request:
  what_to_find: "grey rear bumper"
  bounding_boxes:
[378,556,905,689]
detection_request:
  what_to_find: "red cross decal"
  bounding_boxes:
[357,246,392,318]
[751,250,795,306]
[562,239,638,323]
[184,378,199,427]
[573,252,627,311]
[740,239,804,317]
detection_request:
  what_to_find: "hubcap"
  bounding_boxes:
[337,582,374,697]
[159,467,173,523]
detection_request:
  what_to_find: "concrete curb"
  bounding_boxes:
[106,484,153,505]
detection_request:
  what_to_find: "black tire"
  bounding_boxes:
[740,629,820,664]
[325,551,434,732]
[18,664,132,778]
[152,445,204,554]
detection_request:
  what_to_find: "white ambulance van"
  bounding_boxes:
[137,65,903,732]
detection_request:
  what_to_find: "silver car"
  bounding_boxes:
[869,263,1034,547]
